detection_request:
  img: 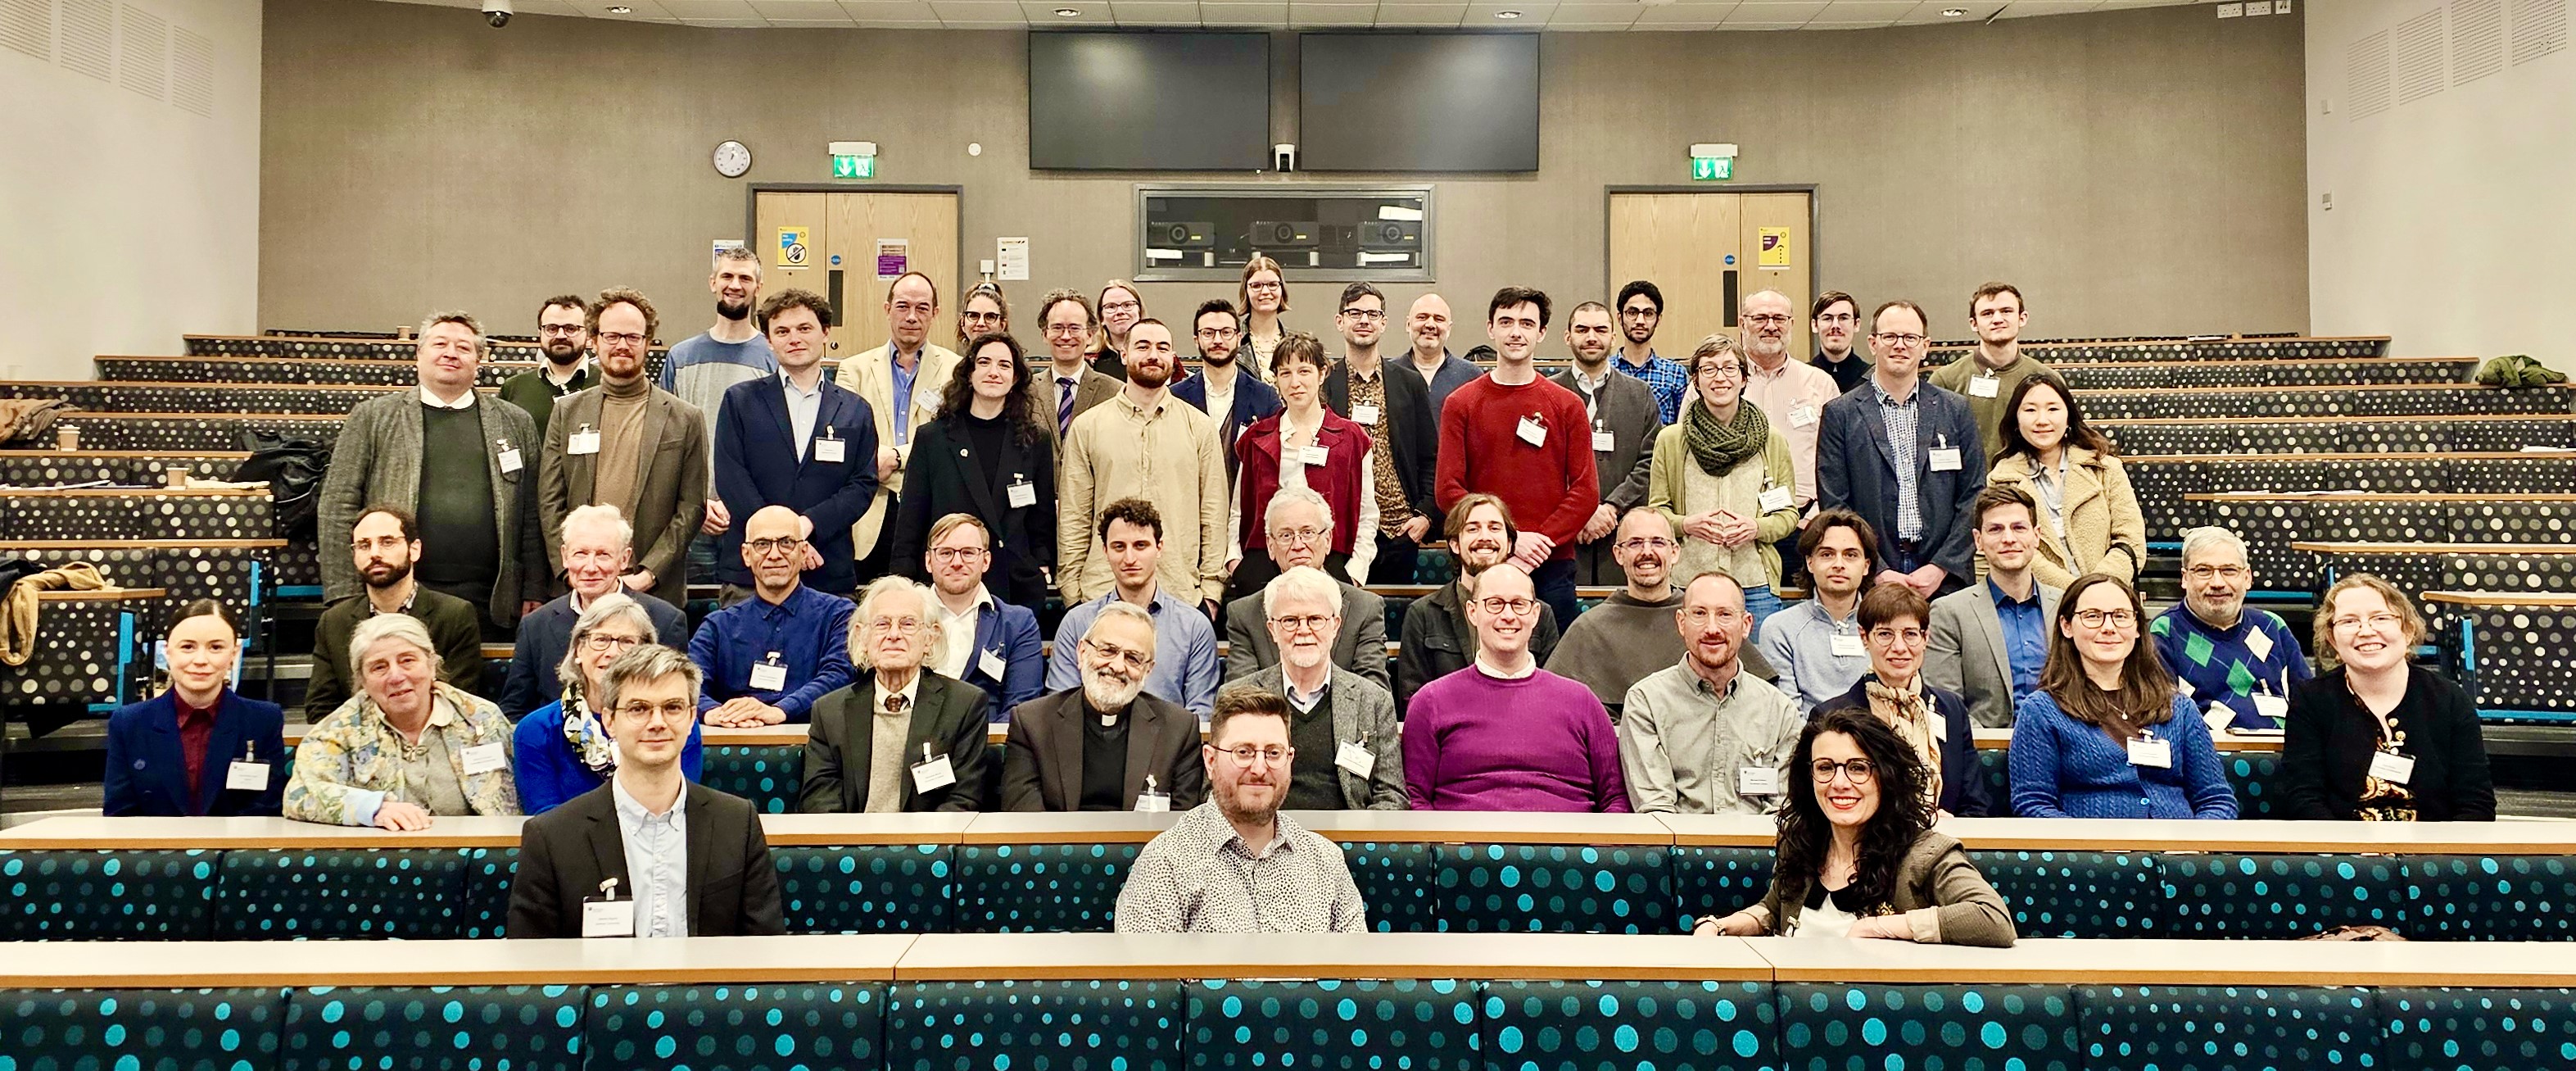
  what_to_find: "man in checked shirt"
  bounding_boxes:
[1113,687,1369,933]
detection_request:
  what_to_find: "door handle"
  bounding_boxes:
[1722,270,1740,327]
[827,268,845,350]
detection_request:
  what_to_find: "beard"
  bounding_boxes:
[1127,361,1172,390]
[361,560,412,589]
[717,297,751,322]
[542,339,582,362]
[1082,669,1146,712]
[1216,779,1279,827]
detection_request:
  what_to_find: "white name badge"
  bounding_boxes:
[1759,486,1793,514]
[567,429,601,456]
[749,660,789,692]
[911,753,958,792]
[1790,405,1818,429]
[1351,403,1381,425]
[2245,629,2276,663]
[2368,750,2416,785]
[497,447,524,474]
[1831,633,1867,659]
[1134,790,1172,814]
[225,760,270,792]
[1007,479,1037,508]
[582,899,636,938]
[2127,737,2173,769]
[460,742,507,776]
[1592,430,1616,452]
[1336,740,1376,778]
[1967,375,2001,398]
[2202,703,2237,731]
[813,436,846,464]
[1736,765,1780,796]
[978,648,1008,682]
[1300,445,1332,467]
[1516,415,1546,447]
[1930,715,1948,743]
[2252,693,2290,724]
[1927,447,1963,472]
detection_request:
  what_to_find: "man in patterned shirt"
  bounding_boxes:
[1113,687,1368,933]
[1613,280,1688,424]
[2152,526,2313,730]
[1324,283,1440,585]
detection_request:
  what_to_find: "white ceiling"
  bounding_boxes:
[380,0,2222,32]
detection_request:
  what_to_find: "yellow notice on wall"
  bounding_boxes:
[776,226,810,270]
[1757,227,1793,270]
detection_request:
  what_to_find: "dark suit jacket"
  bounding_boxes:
[1324,360,1441,529]
[998,688,1209,812]
[1813,674,1995,818]
[891,414,1057,611]
[1221,581,1390,691]
[305,588,485,721]
[505,781,785,938]
[952,598,1046,716]
[1815,382,1985,592]
[1394,580,1560,710]
[537,383,709,592]
[497,587,691,718]
[1548,368,1662,514]
[1170,370,1284,482]
[798,672,992,813]
[1022,366,1121,450]
[711,374,881,592]
[102,689,286,816]
[2279,666,2496,822]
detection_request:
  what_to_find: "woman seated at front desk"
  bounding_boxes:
[103,600,286,817]
[285,614,521,828]
[2279,574,2494,822]
[1692,709,2015,946]
[2009,574,2236,819]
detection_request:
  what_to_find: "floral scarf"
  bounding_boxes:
[560,681,617,777]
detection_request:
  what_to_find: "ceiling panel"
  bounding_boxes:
[1990,0,2098,16]
[1804,0,1917,22]
[1373,2,1467,20]
[360,0,2219,28]
[1634,2,1736,21]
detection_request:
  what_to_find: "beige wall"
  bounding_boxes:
[2307,0,2572,360]
[260,0,2307,349]
[4,0,261,381]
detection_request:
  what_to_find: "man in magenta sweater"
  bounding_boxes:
[1435,287,1602,629]
[1403,564,1630,813]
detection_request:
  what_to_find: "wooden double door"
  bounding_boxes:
[751,188,962,357]
[1607,190,1817,365]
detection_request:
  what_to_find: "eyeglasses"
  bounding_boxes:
[2184,565,2249,580]
[1339,308,1386,322]
[1218,745,1292,766]
[1082,638,1154,671]
[351,535,409,551]
[1247,281,1283,293]
[1681,607,1745,626]
[1695,364,1744,381]
[595,332,648,347]
[613,700,695,724]
[869,616,926,635]
[539,324,586,337]
[1197,327,1241,340]
[746,536,805,556]
[2072,609,2138,629]
[928,546,988,562]
[1872,333,1929,347]
[581,633,647,653]
[1811,758,1877,784]
[1044,323,1089,337]
[961,311,1005,326]
[2331,612,2405,633]
[1742,314,1791,326]
[1615,537,1677,551]
[1267,613,1337,634]
[1867,627,1928,645]
[1474,596,1537,616]
[1099,300,1141,315]
[1270,526,1327,547]
[1619,306,1659,320]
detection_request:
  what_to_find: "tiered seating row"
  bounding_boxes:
[0,380,491,415]
[102,354,554,388]
[1926,335,2388,365]
[2079,383,2571,421]
[0,449,249,487]
[2053,356,2473,390]
[2194,494,2576,583]
[2126,452,2576,542]
[2103,414,2576,456]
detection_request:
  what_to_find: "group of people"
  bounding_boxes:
[93,256,2495,943]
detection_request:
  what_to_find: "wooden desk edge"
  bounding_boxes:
[888,960,1768,983]
[32,588,169,601]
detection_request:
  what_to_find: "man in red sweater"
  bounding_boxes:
[1436,286,1600,628]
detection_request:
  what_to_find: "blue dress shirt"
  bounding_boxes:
[1046,588,1222,715]
[612,778,690,937]
[688,583,855,722]
[1990,579,2047,705]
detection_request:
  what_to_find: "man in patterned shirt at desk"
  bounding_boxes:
[1114,688,1368,933]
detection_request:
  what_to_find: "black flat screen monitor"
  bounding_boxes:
[1028,31,1270,170]
[1297,32,1539,172]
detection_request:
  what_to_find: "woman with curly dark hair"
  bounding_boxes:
[890,332,1057,611]
[1692,708,2014,946]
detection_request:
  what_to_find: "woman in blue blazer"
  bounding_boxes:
[513,592,704,815]
[104,601,285,817]
[2010,574,2236,819]
[1813,583,1993,817]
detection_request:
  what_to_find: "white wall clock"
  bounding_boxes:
[712,140,753,179]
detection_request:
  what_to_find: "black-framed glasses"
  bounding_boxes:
[746,536,805,556]
[1811,758,1876,784]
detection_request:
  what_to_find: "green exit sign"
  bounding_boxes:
[832,154,876,179]
[1692,156,1733,181]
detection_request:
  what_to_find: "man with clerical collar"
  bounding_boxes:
[1233,566,1406,810]
[1000,601,1209,812]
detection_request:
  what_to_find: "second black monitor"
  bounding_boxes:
[1297,32,1540,173]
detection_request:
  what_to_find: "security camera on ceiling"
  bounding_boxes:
[482,0,513,27]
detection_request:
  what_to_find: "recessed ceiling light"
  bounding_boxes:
[1495,8,1523,16]
[1940,7,1966,13]
[1053,7,1080,14]
[607,4,630,11]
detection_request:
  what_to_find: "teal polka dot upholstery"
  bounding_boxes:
[2382,987,2576,1071]
[1669,846,1776,933]
[281,985,584,1071]
[954,842,1142,932]
[0,987,280,1070]
[1971,851,2156,938]
[774,845,953,933]
[216,848,476,939]
[1976,749,2013,814]
[2413,856,2576,941]
[1186,978,1478,1071]
[1343,841,1437,933]
[2076,985,2379,1069]
[1777,983,2078,1071]
[704,745,805,815]
[1481,979,1777,1071]
[2223,753,2284,819]
[0,850,220,940]
[2157,855,2415,939]
[1433,844,1672,934]
[889,979,1177,1071]
[460,846,516,939]
[587,983,879,1070]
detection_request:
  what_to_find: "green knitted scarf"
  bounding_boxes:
[1684,397,1771,476]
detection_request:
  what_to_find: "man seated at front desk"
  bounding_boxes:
[1403,563,1628,813]
[1000,601,1208,812]
[921,513,1045,718]
[799,577,991,813]
[1395,493,1563,710]
[2152,525,2312,731]
[1116,688,1369,933]
[1231,567,1406,810]
[285,615,521,828]
[1618,572,1804,815]
[507,645,784,938]
[689,505,855,726]
[501,505,690,719]
[1222,488,1390,690]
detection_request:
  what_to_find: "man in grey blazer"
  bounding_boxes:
[537,288,709,598]
[1551,301,1664,588]
[1926,485,2062,728]
[317,311,546,636]
[1234,567,1406,810]
[1223,488,1389,689]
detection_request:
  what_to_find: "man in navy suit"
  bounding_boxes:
[1816,299,1985,600]
[712,288,881,599]
[923,512,1045,718]
[1169,297,1282,482]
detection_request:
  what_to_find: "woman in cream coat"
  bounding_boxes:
[1985,373,2144,588]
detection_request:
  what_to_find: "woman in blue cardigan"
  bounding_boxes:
[2009,574,2236,819]
[512,592,704,814]
[104,600,285,816]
